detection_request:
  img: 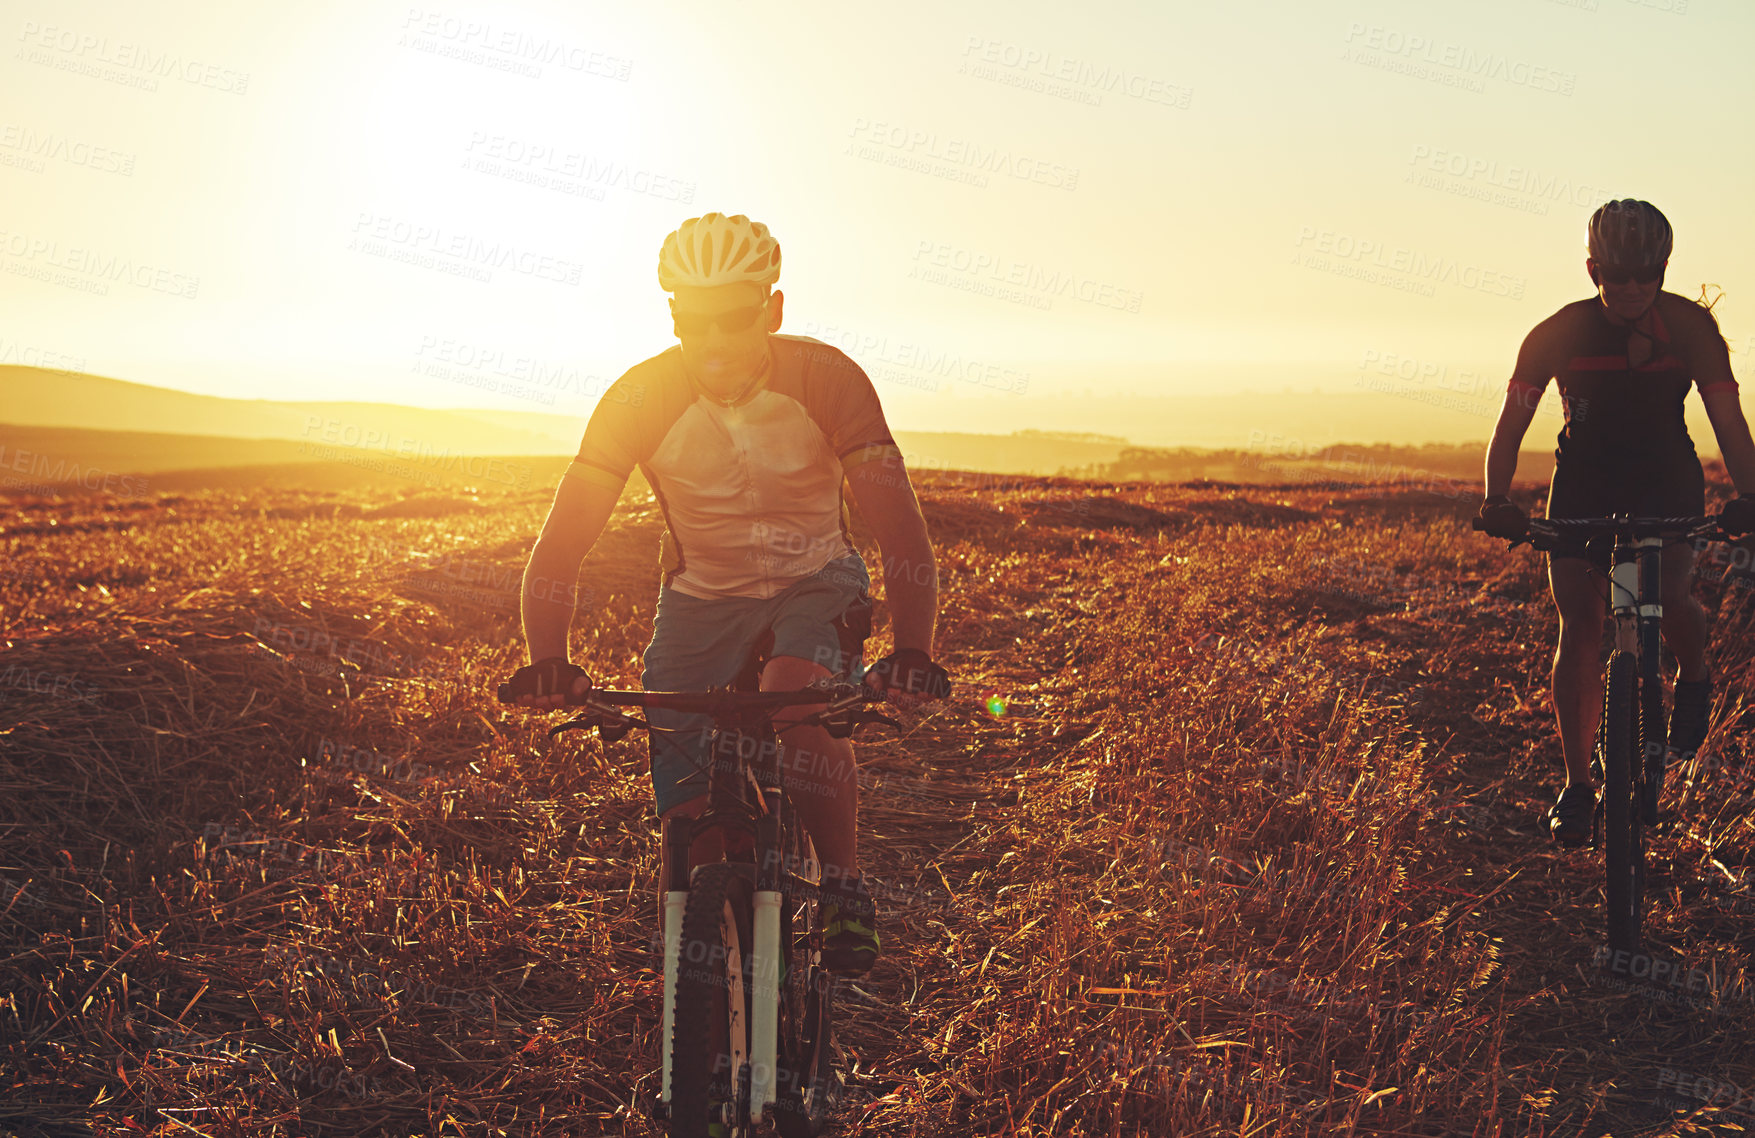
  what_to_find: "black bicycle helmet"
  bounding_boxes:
[1587,199,1672,267]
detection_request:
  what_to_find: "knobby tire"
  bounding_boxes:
[1639,656,1667,827]
[670,863,754,1138]
[775,824,837,1137]
[1602,651,1642,952]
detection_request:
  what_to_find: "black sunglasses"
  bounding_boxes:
[1594,263,1664,285]
[670,300,768,337]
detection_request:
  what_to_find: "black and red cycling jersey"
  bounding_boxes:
[1510,292,1740,557]
[1509,291,1739,469]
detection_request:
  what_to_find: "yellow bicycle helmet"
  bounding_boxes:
[657,213,781,291]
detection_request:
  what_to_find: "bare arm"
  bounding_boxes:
[521,474,622,663]
[1680,303,1755,495]
[1485,388,1542,498]
[1485,322,1556,498]
[1702,387,1755,494]
[845,459,937,655]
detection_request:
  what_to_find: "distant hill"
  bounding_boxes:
[0,364,1141,487]
[1,367,1730,499]
[0,425,308,475]
[0,366,581,456]
[4,365,1736,460]
[880,386,1726,456]
[0,420,1126,495]
[1085,441,1559,492]
[883,387,1565,449]
[0,423,570,496]
[893,430,1129,476]
[0,368,1123,476]
[0,422,1569,501]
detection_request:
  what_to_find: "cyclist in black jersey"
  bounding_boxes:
[1478,200,1755,845]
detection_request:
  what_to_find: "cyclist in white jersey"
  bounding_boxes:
[502,213,949,973]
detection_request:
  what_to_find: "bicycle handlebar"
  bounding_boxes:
[496,679,902,741]
[1472,512,1732,552]
[499,681,819,710]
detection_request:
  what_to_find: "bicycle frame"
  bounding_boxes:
[519,681,891,1130]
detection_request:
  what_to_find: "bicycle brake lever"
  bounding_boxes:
[815,705,905,737]
[547,717,598,739]
[548,703,638,741]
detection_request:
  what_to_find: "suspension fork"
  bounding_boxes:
[1611,535,1667,788]
[1634,537,1668,799]
[1634,536,1664,675]
[1608,535,1662,651]
[750,727,786,1123]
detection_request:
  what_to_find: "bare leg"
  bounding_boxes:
[1660,542,1709,683]
[1550,556,1607,786]
[762,654,859,881]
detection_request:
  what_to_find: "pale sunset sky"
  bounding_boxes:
[3,0,1751,444]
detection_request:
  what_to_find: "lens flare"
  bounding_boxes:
[983,690,1007,718]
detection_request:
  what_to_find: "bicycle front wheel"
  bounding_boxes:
[775,825,837,1138]
[671,863,755,1138]
[1602,650,1643,952]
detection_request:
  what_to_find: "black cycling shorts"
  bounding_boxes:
[1545,451,1705,564]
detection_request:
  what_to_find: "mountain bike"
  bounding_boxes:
[1474,511,1731,950]
[496,672,897,1137]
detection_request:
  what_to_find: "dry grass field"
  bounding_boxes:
[4,467,1755,1136]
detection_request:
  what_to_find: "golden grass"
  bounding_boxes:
[3,473,1755,1136]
